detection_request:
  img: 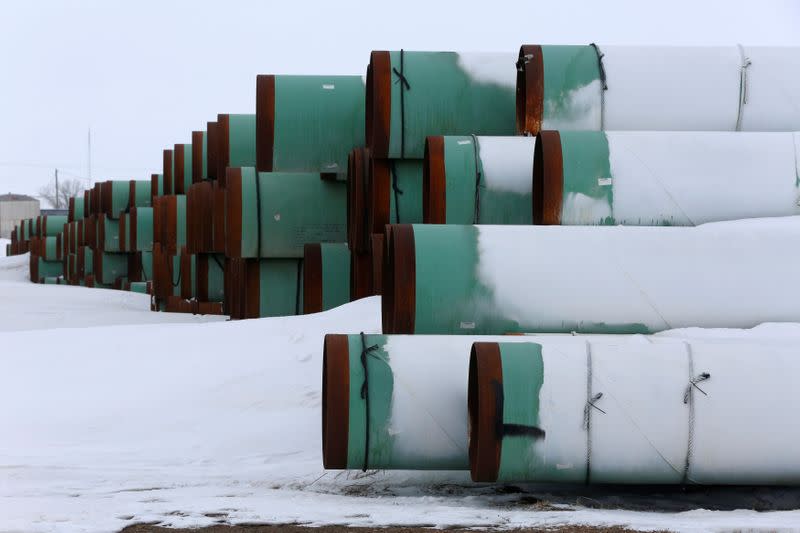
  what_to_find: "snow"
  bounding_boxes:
[456,52,517,89]
[541,79,603,131]
[0,238,8,257]
[739,47,800,131]
[4,251,800,532]
[606,131,800,226]
[0,253,226,331]
[602,45,741,131]
[475,217,800,332]
[477,136,535,194]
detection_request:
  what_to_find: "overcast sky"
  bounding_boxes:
[2,0,799,205]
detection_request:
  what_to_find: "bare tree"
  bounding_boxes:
[38,177,85,209]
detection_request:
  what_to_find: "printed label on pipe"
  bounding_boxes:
[457,140,472,145]
[322,84,335,90]
[460,321,476,329]
[598,178,612,186]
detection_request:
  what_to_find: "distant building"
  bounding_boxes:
[0,194,40,238]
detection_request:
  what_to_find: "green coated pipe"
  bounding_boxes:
[129,180,152,209]
[517,44,800,135]
[302,242,350,313]
[173,143,193,194]
[42,236,59,261]
[30,256,63,283]
[69,196,85,222]
[535,130,800,225]
[384,159,424,227]
[151,173,164,199]
[40,215,67,237]
[93,251,128,285]
[226,168,346,258]
[257,258,302,317]
[217,114,256,183]
[129,281,148,294]
[367,51,516,159]
[101,180,132,219]
[470,339,800,484]
[196,253,225,303]
[98,215,121,252]
[383,221,800,335]
[424,136,534,225]
[192,130,208,182]
[256,75,365,177]
[128,207,154,252]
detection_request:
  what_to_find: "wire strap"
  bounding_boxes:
[682,342,710,484]
[294,259,303,315]
[735,44,752,131]
[392,49,411,159]
[359,332,380,472]
[492,380,546,440]
[583,342,604,484]
[589,43,608,130]
[390,160,403,224]
[471,134,483,225]
[210,253,225,273]
[169,255,181,288]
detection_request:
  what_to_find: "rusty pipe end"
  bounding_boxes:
[206,121,219,181]
[303,243,323,314]
[423,136,447,224]
[224,167,243,258]
[322,333,350,469]
[163,149,174,195]
[381,223,415,334]
[346,147,370,253]
[532,130,563,225]
[255,74,276,173]
[216,114,231,186]
[469,341,503,483]
[366,51,391,158]
[191,131,205,183]
[174,144,187,195]
[516,45,544,136]
[367,154,391,237]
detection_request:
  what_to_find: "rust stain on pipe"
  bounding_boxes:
[366,51,392,158]
[255,74,276,172]
[303,243,324,314]
[532,130,563,225]
[516,45,544,136]
[381,224,415,334]
[206,121,219,181]
[468,342,503,482]
[422,136,447,224]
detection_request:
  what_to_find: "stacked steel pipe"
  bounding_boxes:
[11,40,800,483]
[323,43,800,484]
[346,51,519,298]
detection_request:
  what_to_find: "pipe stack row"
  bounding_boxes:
[323,44,800,485]
[15,215,68,283]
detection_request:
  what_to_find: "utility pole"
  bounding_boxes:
[54,168,59,208]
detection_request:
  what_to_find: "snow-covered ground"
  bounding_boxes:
[0,253,226,331]
[3,251,800,533]
[0,237,9,257]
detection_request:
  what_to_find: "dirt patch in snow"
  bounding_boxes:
[122,524,665,533]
